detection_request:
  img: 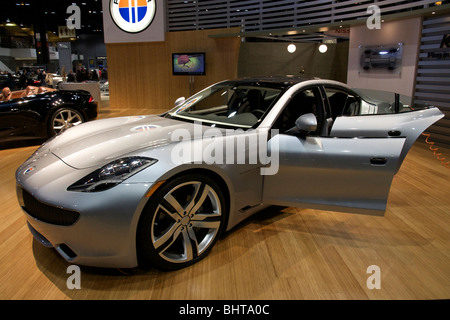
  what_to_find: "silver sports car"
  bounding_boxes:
[16,77,443,270]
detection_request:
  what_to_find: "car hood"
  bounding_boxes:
[49,115,198,169]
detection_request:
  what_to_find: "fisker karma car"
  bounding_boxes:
[16,77,443,270]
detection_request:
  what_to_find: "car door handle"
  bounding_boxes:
[388,130,401,137]
[370,157,387,165]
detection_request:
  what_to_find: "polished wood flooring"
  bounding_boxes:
[0,98,449,300]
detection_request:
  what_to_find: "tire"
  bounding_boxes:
[137,174,227,270]
[49,107,84,136]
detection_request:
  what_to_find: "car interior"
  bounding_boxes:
[0,86,57,102]
[326,88,361,119]
[174,85,282,128]
[273,87,326,136]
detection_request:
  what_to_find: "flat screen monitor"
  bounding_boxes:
[172,53,206,75]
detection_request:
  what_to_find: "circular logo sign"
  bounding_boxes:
[23,167,35,175]
[110,0,156,33]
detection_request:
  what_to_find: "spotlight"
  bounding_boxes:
[287,44,297,53]
[319,44,328,53]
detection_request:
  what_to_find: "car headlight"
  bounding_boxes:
[68,157,157,192]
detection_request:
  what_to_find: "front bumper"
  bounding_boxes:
[16,152,155,268]
[17,182,151,268]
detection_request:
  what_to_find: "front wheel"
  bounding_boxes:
[137,174,227,270]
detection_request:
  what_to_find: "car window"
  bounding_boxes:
[323,87,363,119]
[167,82,283,129]
[273,86,324,135]
[354,88,429,113]
[324,87,424,118]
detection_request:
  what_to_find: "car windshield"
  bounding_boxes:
[353,88,430,114]
[166,82,283,128]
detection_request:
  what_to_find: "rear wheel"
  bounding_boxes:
[137,174,227,270]
[49,107,84,136]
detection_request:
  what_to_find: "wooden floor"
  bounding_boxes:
[0,97,449,300]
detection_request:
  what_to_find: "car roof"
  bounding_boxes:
[226,76,316,89]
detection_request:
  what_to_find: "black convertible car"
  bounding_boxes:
[0,88,97,143]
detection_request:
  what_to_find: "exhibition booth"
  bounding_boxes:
[0,0,449,304]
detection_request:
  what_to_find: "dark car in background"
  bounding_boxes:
[0,89,98,143]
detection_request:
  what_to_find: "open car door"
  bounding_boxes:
[263,107,444,216]
[329,107,444,171]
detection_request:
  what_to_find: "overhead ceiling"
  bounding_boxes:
[1,0,450,45]
[0,0,104,42]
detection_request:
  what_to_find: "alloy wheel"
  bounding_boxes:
[51,108,83,135]
[137,174,227,270]
[151,181,222,264]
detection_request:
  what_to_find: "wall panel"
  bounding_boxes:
[107,28,241,110]
[238,41,349,83]
[414,15,450,146]
[347,17,422,97]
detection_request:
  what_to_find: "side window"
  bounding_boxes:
[273,87,324,135]
[324,87,361,119]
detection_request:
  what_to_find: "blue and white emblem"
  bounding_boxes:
[23,167,35,175]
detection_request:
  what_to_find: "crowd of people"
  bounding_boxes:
[0,66,107,102]
[66,68,108,83]
[0,69,46,91]
[1,67,108,89]
[0,69,49,101]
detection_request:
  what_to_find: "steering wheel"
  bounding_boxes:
[251,109,265,118]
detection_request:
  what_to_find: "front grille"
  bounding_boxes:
[17,187,80,226]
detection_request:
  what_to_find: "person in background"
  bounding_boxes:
[1,87,12,101]
[91,70,99,81]
[37,69,46,86]
[2,73,16,91]
[67,71,75,82]
[101,68,108,81]
[18,71,27,89]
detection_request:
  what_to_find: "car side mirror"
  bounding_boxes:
[174,97,185,107]
[295,113,317,133]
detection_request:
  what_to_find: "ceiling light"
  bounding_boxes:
[287,44,297,53]
[319,44,328,53]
